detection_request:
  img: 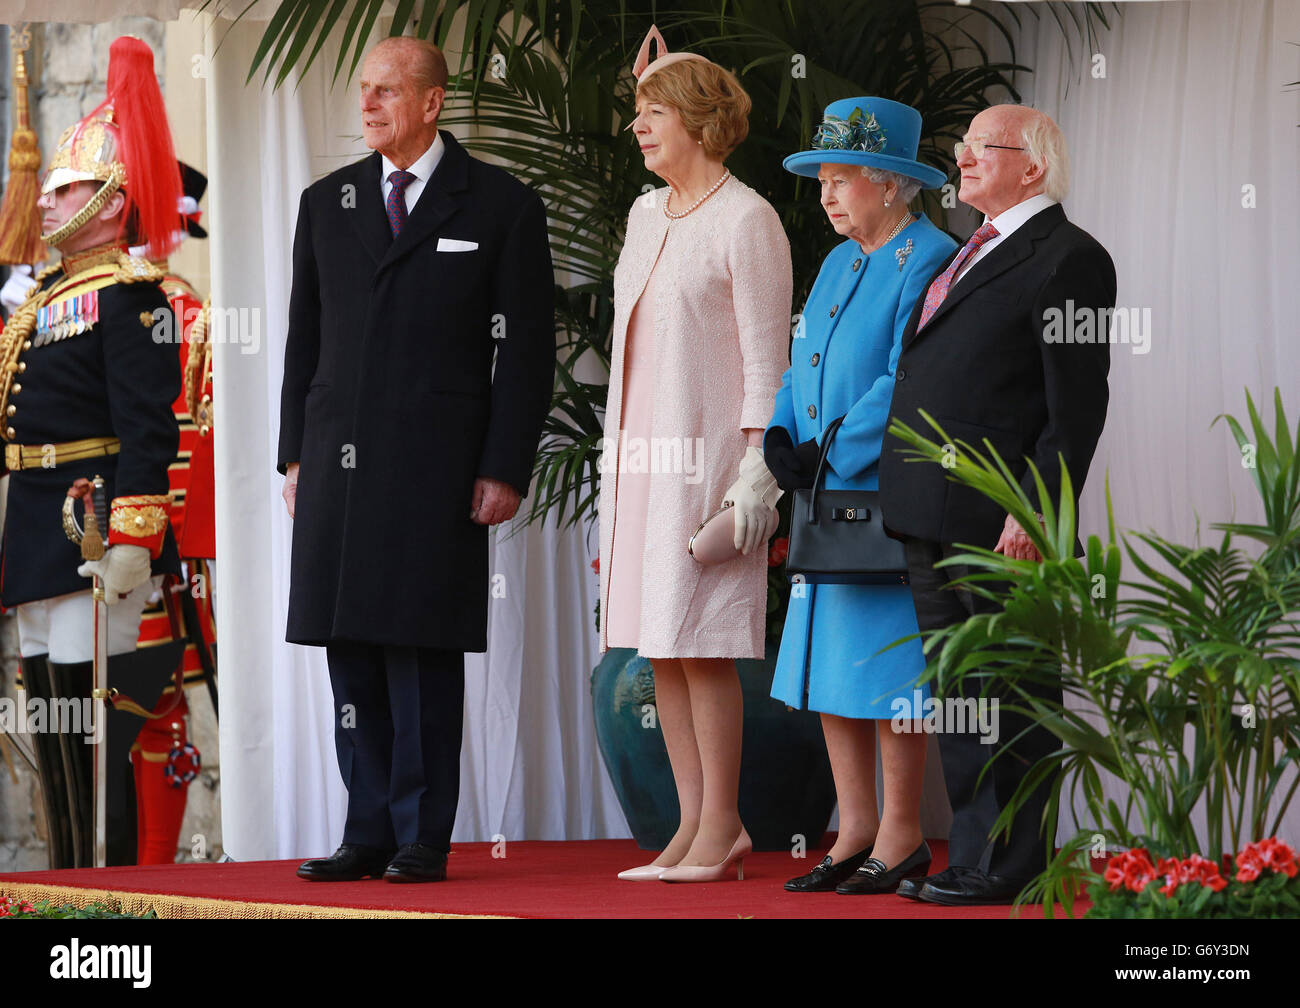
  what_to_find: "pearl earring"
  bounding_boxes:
[883,200,890,207]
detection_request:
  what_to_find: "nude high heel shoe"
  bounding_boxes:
[617,863,671,881]
[658,829,752,883]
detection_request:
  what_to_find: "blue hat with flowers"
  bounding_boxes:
[783,96,946,189]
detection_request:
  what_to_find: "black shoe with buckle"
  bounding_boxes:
[784,847,873,892]
[383,842,448,883]
[297,843,394,882]
[836,842,932,895]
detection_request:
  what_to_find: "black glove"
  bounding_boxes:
[764,426,822,491]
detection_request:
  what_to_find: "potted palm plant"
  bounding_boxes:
[888,389,1300,916]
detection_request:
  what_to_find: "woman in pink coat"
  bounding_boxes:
[598,28,791,883]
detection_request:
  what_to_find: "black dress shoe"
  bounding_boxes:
[836,842,932,895]
[297,843,394,882]
[383,842,448,883]
[918,868,1027,906]
[896,865,968,901]
[784,847,873,892]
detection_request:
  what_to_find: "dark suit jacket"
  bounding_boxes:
[879,202,1116,550]
[278,131,555,650]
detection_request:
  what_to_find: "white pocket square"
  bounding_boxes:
[437,238,478,252]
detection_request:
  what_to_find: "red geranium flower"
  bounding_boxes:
[591,556,600,575]
[1235,838,1298,882]
[768,536,789,568]
[1158,854,1228,896]
[1105,848,1157,893]
[1186,853,1229,892]
[1258,838,1299,877]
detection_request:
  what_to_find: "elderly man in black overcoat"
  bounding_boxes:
[278,36,555,882]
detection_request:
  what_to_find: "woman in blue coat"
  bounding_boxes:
[765,98,957,894]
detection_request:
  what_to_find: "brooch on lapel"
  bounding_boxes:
[895,239,914,272]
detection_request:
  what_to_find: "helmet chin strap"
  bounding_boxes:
[41,164,126,249]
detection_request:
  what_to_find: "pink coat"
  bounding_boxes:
[597,177,792,658]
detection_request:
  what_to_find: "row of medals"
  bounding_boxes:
[31,289,99,348]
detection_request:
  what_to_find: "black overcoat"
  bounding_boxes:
[278,131,555,650]
[879,203,1116,551]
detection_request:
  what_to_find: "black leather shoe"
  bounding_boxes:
[784,847,873,892]
[836,842,932,895]
[383,842,448,883]
[896,865,967,901]
[297,843,394,882]
[918,868,1027,906]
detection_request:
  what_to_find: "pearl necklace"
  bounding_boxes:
[878,212,912,248]
[664,170,731,220]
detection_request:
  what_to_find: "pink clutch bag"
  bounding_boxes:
[687,503,741,566]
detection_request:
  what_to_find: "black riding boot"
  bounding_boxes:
[19,654,76,870]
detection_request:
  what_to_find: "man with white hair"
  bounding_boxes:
[880,104,1116,905]
[279,36,554,884]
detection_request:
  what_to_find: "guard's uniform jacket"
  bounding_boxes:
[136,272,214,678]
[0,246,181,608]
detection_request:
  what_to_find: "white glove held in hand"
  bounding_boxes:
[78,544,152,604]
[722,446,783,555]
[1,265,36,314]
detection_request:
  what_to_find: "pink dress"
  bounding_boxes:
[597,178,792,658]
[604,257,663,648]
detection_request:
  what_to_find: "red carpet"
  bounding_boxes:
[0,839,1055,918]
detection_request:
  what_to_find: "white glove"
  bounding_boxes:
[722,446,783,555]
[78,544,152,604]
[1,265,36,313]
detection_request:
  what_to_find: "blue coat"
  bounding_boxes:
[765,215,957,718]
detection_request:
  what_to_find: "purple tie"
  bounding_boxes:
[385,170,416,237]
[917,221,1000,330]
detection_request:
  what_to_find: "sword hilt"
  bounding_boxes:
[63,475,107,561]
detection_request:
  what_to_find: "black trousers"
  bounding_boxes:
[903,538,1062,881]
[325,642,465,853]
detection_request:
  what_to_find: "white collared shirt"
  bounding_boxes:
[952,192,1058,285]
[379,133,446,215]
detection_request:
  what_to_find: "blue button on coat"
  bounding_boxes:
[765,214,957,718]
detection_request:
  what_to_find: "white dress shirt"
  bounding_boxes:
[379,133,446,215]
[952,192,1058,285]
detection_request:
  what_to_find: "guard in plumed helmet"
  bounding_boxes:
[1,36,186,868]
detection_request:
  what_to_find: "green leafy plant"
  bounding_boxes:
[886,388,1300,917]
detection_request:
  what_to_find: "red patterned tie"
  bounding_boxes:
[916,221,1000,330]
[385,170,416,237]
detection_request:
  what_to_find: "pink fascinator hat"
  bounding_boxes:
[632,25,710,83]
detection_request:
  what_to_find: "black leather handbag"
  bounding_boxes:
[786,416,909,585]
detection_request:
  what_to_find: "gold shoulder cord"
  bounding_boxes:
[0,263,62,442]
[112,249,164,284]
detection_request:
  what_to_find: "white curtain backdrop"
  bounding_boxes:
[206,0,1299,858]
[205,14,624,860]
[973,0,1300,843]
